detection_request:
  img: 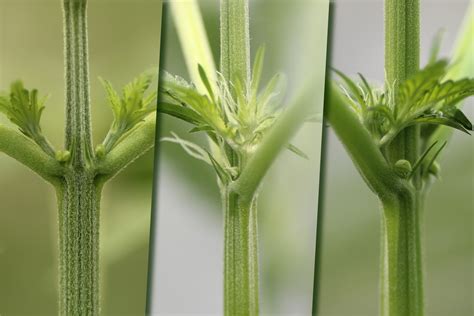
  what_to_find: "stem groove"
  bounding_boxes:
[58,171,101,315]
[223,189,259,316]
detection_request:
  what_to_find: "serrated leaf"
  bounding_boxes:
[99,77,121,116]
[287,143,309,160]
[101,71,158,152]
[452,108,472,131]
[161,70,227,135]
[416,78,474,111]
[413,115,471,134]
[0,81,55,155]
[398,60,449,111]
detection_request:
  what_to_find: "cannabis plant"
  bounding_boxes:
[158,0,318,314]
[0,1,158,314]
[326,1,473,315]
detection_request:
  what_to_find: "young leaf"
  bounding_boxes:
[0,81,55,155]
[413,114,471,134]
[100,71,158,152]
[398,60,449,112]
[251,45,266,98]
[157,102,204,125]
[334,69,368,111]
[198,64,216,103]
[358,73,375,106]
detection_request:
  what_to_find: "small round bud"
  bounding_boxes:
[55,150,71,163]
[428,162,441,178]
[95,144,106,159]
[394,159,412,179]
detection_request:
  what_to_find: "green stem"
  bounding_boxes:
[0,124,63,182]
[381,190,423,316]
[383,0,423,314]
[220,0,250,83]
[223,188,259,316]
[60,1,100,314]
[326,84,400,198]
[234,84,315,204]
[96,116,157,180]
[57,172,102,316]
[63,0,94,167]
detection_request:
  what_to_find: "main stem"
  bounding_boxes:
[383,0,423,315]
[57,174,101,315]
[220,0,258,314]
[60,1,99,315]
[223,189,259,316]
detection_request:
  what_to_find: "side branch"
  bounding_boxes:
[326,83,403,199]
[233,85,313,204]
[0,125,63,181]
[96,116,157,180]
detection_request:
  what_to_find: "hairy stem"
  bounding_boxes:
[0,125,63,182]
[223,188,259,316]
[60,1,99,314]
[57,172,101,316]
[97,116,157,180]
[63,0,94,167]
[326,84,400,198]
[383,0,423,314]
[234,84,315,204]
[220,0,250,83]
[381,190,423,316]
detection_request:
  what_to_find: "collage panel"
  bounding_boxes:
[149,0,329,314]
[0,0,162,314]
[317,1,473,315]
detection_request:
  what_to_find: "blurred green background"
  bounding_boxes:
[0,1,161,315]
[149,0,328,314]
[317,1,473,315]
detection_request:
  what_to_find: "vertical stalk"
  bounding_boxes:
[381,190,423,316]
[60,1,99,315]
[223,189,259,316]
[63,0,94,167]
[220,0,250,83]
[220,0,258,314]
[383,1,423,315]
[57,175,101,316]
